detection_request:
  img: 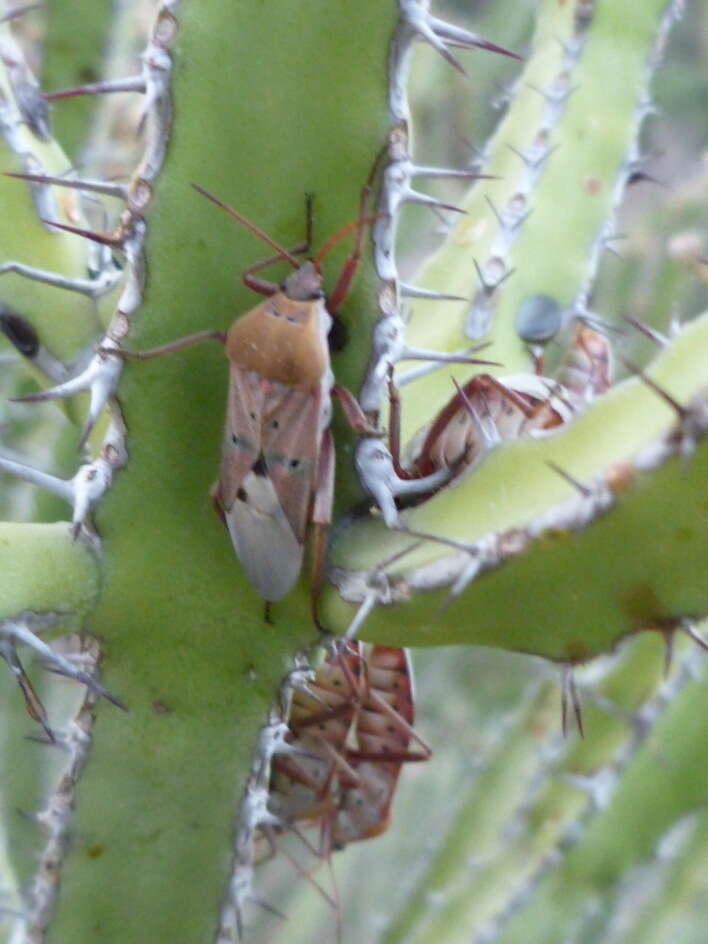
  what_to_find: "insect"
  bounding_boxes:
[356,322,613,524]
[268,643,430,850]
[108,183,381,622]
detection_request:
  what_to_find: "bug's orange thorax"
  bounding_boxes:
[225,292,328,389]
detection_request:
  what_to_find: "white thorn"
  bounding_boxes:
[428,16,505,53]
[8,171,128,199]
[0,615,121,706]
[397,346,490,386]
[0,260,123,299]
[402,185,466,214]
[0,453,74,502]
[402,3,467,75]
[48,76,146,99]
[14,341,123,446]
[447,550,483,602]
[411,164,488,180]
[345,592,378,641]
[400,282,466,301]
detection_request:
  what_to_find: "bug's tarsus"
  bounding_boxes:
[331,386,380,436]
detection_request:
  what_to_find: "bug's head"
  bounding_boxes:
[281,261,324,301]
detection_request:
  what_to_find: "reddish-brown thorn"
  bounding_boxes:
[620,356,687,419]
[681,620,708,653]
[623,315,667,347]
[561,665,584,738]
[41,219,123,248]
[4,170,125,197]
[546,460,591,498]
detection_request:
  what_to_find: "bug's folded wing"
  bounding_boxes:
[264,386,322,543]
[223,474,304,601]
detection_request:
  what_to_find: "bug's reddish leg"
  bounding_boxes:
[101,329,226,361]
[331,385,380,435]
[326,184,374,317]
[530,346,545,375]
[386,365,408,479]
[310,430,336,631]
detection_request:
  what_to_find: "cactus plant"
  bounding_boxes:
[0,0,706,942]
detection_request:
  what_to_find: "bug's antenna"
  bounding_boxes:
[191,184,300,269]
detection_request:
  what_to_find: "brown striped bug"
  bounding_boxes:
[267,643,430,850]
[356,321,613,526]
[411,321,614,480]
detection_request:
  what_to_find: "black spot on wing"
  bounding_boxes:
[252,454,268,477]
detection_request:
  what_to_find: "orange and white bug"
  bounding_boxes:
[268,643,430,849]
[102,183,381,623]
